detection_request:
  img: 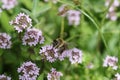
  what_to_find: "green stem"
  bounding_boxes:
[58,1,110,53]
[60,17,65,39]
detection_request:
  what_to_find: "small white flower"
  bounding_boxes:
[115,73,120,80]
[103,55,118,70]
[67,10,81,26]
[47,68,63,80]
[68,48,82,64]
[1,0,17,10]
[17,61,40,80]
[40,45,58,62]
[0,74,11,80]
[10,13,32,33]
[22,28,44,46]
[0,33,12,49]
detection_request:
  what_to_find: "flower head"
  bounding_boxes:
[68,48,82,64]
[17,61,40,80]
[22,28,44,46]
[0,33,12,49]
[39,45,58,62]
[47,68,63,80]
[0,74,11,80]
[1,0,17,10]
[10,13,32,33]
[115,73,120,80]
[67,10,81,26]
[58,50,69,61]
[105,0,119,21]
[106,11,117,21]
[103,55,118,70]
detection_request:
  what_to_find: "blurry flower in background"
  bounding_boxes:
[106,11,117,21]
[0,8,2,13]
[67,48,82,64]
[22,28,44,46]
[86,62,94,69]
[58,5,69,17]
[1,0,17,10]
[67,10,81,26]
[0,74,11,80]
[10,13,32,33]
[103,55,118,70]
[17,61,40,80]
[115,73,120,80]
[105,0,119,21]
[0,33,12,49]
[39,45,58,62]
[44,0,58,4]
[47,68,63,80]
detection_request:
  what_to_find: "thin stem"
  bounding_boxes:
[60,17,65,39]
[58,1,110,53]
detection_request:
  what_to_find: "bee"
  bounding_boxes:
[52,38,67,53]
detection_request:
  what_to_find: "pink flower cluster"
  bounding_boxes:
[1,0,17,10]
[10,13,32,33]
[103,55,118,70]
[40,44,83,64]
[58,5,81,26]
[105,0,119,21]
[0,33,12,49]
[0,74,11,80]
[22,28,44,46]
[47,68,63,80]
[17,61,40,80]
[115,73,120,80]
[10,13,44,46]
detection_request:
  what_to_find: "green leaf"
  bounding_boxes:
[32,0,39,16]
[35,4,51,17]
[0,12,14,32]
[37,73,44,80]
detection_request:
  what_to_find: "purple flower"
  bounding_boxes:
[0,33,12,49]
[1,0,17,10]
[10,13,32,33]
[67,10,81,26]
[58,50,69,61]
[17,61,40,80]
[68,48,82,64]
[105,0,119,21]
[103,55,118,70]
[22,28,44,46]
[39,45,58,62]
[106,11,117,21]
[0,74,11,80]
[47,68,63,80]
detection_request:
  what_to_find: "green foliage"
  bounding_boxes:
[0,0,120,80]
